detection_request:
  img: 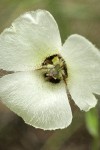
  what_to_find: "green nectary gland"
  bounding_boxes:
[42,54,68,84]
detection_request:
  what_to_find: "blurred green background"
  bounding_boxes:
[0,0,100,150]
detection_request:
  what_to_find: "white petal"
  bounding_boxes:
[60,34,100,111]
[0,10,61,71]
[0,71,72,130]
[67,76,97,111]
[61,34,100,95]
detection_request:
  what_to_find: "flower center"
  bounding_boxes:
[42,54,68,84]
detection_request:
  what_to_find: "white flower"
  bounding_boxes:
[0,10,100,130]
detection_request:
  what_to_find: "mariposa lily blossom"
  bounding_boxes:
[0,10,100,130]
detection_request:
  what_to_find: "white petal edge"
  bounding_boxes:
[0,10,61,71]
[0,71,72,130]
[67,77,97,111]
[61,34,100,96]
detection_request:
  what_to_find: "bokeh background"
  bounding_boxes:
[0,0,100,150]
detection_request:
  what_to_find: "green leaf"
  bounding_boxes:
[85,108,99,138]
